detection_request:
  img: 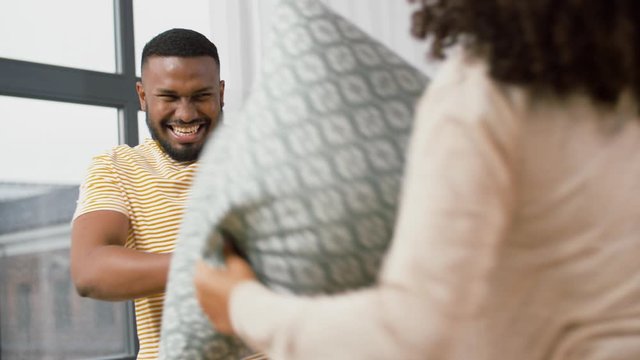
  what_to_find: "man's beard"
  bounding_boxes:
[145,112,219,162]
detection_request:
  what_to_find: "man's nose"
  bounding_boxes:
[175,99,198,122]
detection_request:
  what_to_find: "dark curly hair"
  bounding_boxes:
[141,28,220,73]
[411,0,640,105]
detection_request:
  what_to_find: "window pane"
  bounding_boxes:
[133,0,212,76]
[0,96,119,185]
[0,0,115,73]
[0,237,134,359]
[0,97,134,359]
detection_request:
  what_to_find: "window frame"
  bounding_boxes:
[0,0,139,147]
[0,1,139,358]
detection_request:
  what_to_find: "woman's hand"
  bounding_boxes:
[193,246,256,335]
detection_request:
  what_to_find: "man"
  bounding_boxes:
[70,28,225,359]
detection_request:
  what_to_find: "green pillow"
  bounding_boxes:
[160,0,428,358]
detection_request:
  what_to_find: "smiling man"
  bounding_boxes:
[139,53,222,162]
[70,29,224,359]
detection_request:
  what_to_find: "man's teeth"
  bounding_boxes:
[172,125,199,135]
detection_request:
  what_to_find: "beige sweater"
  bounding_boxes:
[229,54,640,360]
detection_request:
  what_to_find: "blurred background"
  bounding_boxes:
[0,0,434,358]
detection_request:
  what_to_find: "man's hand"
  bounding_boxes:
[193,246,256,334]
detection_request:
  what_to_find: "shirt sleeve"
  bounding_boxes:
[73,153,130,221]
[230,58,520,359]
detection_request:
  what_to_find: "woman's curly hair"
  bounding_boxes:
[411,0,640,105]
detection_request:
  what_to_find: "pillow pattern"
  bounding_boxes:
[160,0,428,358]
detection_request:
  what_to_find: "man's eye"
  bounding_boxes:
[193,94,212,101]
[159,95,178,101]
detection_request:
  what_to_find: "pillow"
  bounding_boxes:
[160,0,428,358]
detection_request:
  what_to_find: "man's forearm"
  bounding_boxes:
[73,246,171,301]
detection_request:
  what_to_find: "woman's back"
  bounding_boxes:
[435,54,640,360]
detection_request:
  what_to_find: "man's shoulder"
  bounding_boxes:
[87,141,161,175]
[94,140,156,162]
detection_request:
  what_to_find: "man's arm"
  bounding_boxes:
[70,210,171,301]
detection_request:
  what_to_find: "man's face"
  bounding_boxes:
[136,56,225,162]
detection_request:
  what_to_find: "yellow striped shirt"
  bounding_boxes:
[74,139,198,359]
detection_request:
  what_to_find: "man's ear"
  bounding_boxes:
[136,81,147,111]
[219,80,225,109]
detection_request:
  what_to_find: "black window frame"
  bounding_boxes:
[0,0,140,146]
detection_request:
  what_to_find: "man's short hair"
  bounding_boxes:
[141,28,220,72]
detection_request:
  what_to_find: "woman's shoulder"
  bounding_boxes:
[419,51,528,126]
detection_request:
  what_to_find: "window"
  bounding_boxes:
[0,96,119,184]
[0,1,139,359]
[0,0,116,73]
[16,284,32,333]
[54,276,72,330]
[95,300,117,327]
[0,246,133,359]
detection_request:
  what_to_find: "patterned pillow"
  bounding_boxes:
[160,0,428,358]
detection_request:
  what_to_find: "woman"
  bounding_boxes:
[194,0,640,358]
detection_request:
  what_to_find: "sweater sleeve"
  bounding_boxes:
[230,58,519,360]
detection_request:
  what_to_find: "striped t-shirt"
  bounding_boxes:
[73,139,198,359]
